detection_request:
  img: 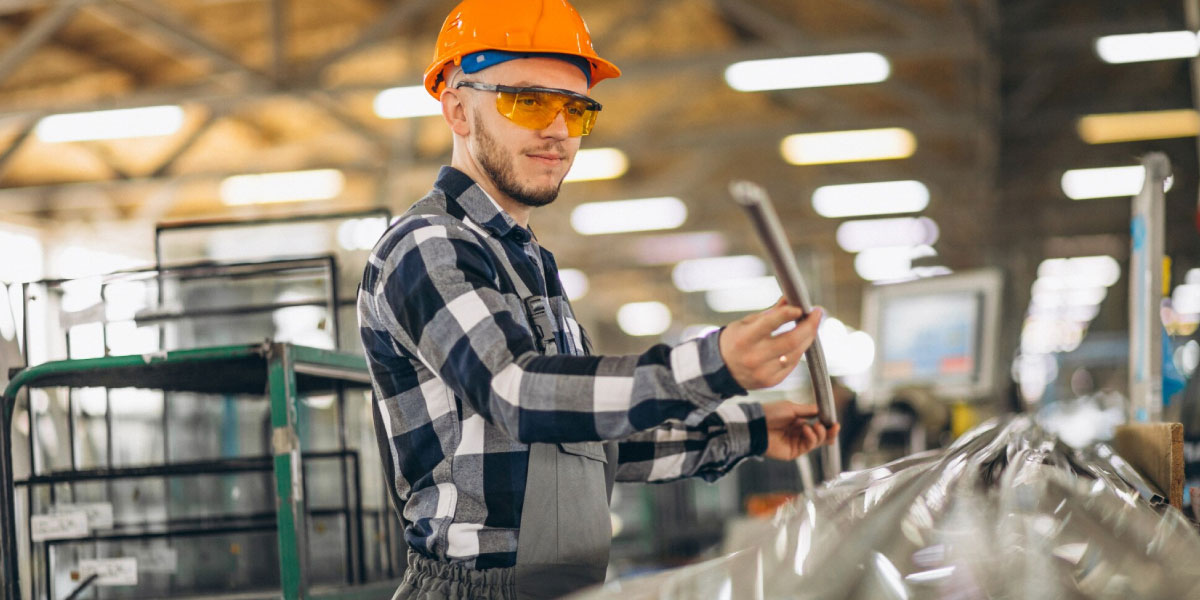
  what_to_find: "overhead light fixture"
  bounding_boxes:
[781,128,916,165]
[672,255,767,292]
[35,105,185,143]
[1060,166,1174,200]
[835,216,939,253]
[617,301,671,336]
[570,197,686,235]
[705,276,782,313]
[564,148,628,182]
[1036,255,1121,288]
[558,268,589,301]
[725,52,890,92]
[220,169,345,205]
[1094,30,1199,64]
[374,86,443,119]
[1077,109,1200,144]
[812,180,930,218]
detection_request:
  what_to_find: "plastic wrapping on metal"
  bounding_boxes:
[571,416,1200,599]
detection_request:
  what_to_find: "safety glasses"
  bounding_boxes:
[455,81,602,137]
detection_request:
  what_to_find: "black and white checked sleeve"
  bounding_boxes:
[368,214,747,444]
[615,402,768,483]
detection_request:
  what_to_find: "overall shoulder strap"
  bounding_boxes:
[408,203,558,355]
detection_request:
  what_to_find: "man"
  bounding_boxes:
[358,1,838,598]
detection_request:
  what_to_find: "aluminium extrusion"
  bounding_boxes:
[730,180,842,477]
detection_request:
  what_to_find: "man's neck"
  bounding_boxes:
[450,159,533,228]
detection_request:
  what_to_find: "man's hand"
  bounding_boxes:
[719,299,822,390]
[762,402,840,461]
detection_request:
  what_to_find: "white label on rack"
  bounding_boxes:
[55,503,114,530]
[30,512,89,542]
[79,558,138,586]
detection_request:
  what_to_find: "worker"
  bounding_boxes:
[357,1,838,598]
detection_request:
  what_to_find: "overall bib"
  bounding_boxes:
[391,202,619,599]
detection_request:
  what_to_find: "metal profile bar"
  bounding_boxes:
[0,0,82,87]
[267,343,309,598]
[729,181,842,477]
[1129,153,1171,423]
[14,450,356,485]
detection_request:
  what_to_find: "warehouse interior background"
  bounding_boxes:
[1,0,1200,597]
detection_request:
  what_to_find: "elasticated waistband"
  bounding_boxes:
[402,551,517,599]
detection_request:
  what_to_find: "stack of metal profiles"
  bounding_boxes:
[572,416,1200,599]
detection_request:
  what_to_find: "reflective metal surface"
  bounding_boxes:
[575,416,1200,599]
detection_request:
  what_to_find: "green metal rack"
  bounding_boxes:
[1,342,400,600]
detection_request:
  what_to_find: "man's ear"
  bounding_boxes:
[442,89,471,137]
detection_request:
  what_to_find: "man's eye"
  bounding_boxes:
[519,97,538,107]
[566,106,584,117]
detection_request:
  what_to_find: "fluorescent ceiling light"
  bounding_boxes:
[1174,284,1200,315]
[570,197,686,235]
[1061,166,1174,200]
[854,246,915,281]
[1077,109,1200,144]
[672,255,767,292]
[558,268,589,301]
[725,52,890,92]
[705,276,781,313]
[781,128,916,165]
[835,216,939,253]
[374,86,443,119]
[220,169,345,205]
[35,105,185,143]
[564,148,628,182]
[812,180,930,218]
[1036,256,1121,288]
[617,301,671,336]
[1095,30,1199,64]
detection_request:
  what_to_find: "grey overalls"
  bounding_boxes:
[390,199,619,600]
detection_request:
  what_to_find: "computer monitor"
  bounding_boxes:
[861,269,1003,405]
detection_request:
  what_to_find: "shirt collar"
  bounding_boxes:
[435,166,532,243]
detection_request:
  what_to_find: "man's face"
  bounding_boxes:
[462,58,589,208]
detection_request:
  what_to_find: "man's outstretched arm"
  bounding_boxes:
[362,215,821,445]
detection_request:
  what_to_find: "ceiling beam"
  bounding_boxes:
[98,0,270,85]
[299,0,440,84]
[0,0,82,87]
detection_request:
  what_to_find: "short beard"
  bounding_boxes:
[473,113,562,208]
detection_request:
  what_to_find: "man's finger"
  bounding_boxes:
[765,319,820,361]
[812,423,827,445]
[751,303,811,336]
[801,425,818,449]
[826,423,841,445]
[787,404,820,419]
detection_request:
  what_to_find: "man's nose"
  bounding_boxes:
[541,110,570,139]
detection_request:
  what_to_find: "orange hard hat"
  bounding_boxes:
[423,0,621,99]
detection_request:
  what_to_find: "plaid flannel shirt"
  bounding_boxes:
[358,167,768,569]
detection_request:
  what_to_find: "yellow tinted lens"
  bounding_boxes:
[495,90,597,136]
